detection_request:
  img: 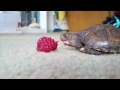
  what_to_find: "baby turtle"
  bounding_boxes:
[60,24,120,55]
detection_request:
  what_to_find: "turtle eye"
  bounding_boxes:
[65,33,69,38]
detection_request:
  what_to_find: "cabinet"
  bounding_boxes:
[67,11,111,32]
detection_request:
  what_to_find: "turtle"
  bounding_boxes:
[60,24,120,55]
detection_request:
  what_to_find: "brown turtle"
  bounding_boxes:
[60,24,120,55]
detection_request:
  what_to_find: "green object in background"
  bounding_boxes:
[52,11,58,16]
[52,11,55,16]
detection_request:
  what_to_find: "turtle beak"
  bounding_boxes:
[63,41,70,45]
[60,34,69,45]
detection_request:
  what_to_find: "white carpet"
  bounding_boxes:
[0,33,120,79]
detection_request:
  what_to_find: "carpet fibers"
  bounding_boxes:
[0,33,120,79]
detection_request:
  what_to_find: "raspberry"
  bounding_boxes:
[37,37,58,52]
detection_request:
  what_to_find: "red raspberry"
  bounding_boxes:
[37,37,58,52]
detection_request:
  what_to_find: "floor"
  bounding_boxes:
[0,33,120,79]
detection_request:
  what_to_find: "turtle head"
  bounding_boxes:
[60,33,80,47]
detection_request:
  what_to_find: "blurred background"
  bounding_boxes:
[0,11,119,34]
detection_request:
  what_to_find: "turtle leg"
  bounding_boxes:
[75,46,81,50]
[75,46,86,53]
[84,46,102,55]
[75,42,86,53]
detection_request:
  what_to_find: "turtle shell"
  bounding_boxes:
[78,24,120,53]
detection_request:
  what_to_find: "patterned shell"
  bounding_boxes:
[78,24,120,53]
